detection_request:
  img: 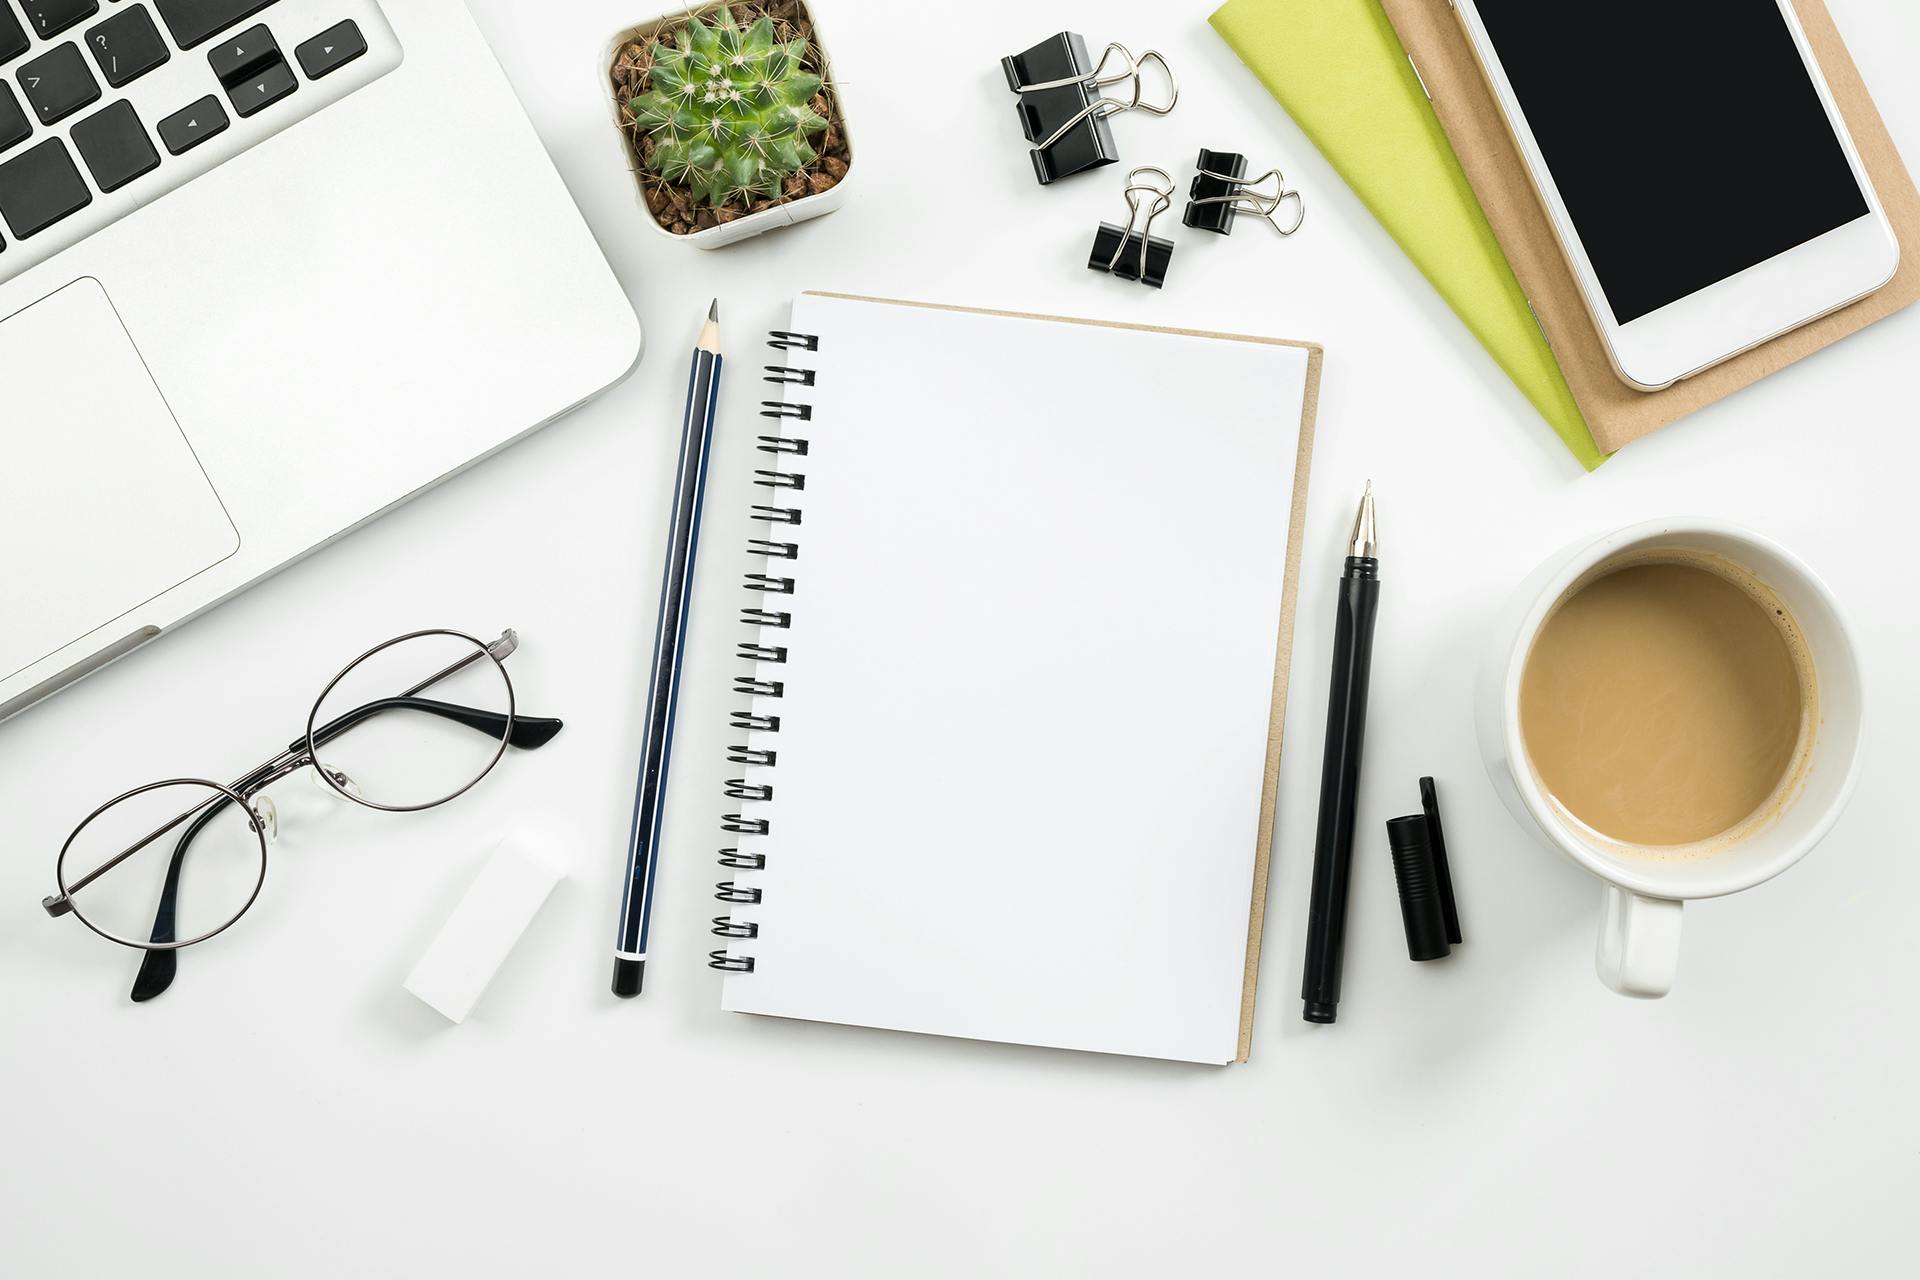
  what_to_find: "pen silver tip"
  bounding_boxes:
[1349,484,1378,559]
[708,298,720,322]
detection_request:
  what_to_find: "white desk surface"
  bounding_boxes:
[5,2,1917,1275]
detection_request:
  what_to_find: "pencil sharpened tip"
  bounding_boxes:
[696,301,723,353]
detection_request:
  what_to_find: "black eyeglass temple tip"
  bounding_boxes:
[511,715,563,749]
[131,948,176,1003]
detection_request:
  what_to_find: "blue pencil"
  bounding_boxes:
[613,300,723,997]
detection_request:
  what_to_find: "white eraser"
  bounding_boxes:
[404,836,563,1023]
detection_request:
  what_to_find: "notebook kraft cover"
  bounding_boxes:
[1383,0,1920,454]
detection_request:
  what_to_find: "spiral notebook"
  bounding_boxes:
[710,294,1322,1063]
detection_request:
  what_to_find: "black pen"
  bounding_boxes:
[1301,483,1380,1024]
[613,300,723,998]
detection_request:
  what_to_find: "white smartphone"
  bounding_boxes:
[1452,0,1899,391]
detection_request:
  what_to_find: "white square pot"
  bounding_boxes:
[603,3,854,250]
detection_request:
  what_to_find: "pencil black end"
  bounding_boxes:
[1303,999,1338,1024]
[612,958,645,998]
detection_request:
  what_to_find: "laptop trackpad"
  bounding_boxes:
[0,279,239,681]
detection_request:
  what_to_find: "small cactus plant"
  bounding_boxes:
[628,8,829,207]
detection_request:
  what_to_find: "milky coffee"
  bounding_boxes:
[1518,551,1816,853]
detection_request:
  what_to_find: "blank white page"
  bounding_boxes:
[719,294,1312,1064]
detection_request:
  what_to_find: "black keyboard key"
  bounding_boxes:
[18,42,99,126]
[295,20,363,80]
[0,83,28,154]
[1,7,30,67]
[154,0,274,51]
[207,22,275,83]
[0,137,91,238]
[157,93,227,154]
[222,54,293,117]
[21,0,98,41]
[72,99,157,192]
[86,5,170,88]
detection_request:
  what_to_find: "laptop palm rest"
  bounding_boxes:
[0,279,239,683]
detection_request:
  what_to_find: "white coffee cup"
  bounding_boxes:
[1475,519,1864,998]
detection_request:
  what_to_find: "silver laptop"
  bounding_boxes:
[0,0,642,721]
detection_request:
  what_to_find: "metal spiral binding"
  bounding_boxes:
[751,504,802,525]
[712,329,821,973]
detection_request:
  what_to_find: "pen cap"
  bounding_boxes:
[1420,777,1463,945]
[1386,815,1451,962]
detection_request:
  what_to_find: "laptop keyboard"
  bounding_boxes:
[157,0,277,49]
[0,0,396,285]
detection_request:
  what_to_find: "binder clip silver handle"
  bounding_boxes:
[1015,44,1179,154]
[1191,166,1306,236]
[1089,166,1176,288]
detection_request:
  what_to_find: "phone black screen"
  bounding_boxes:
[1474,1,1869,324]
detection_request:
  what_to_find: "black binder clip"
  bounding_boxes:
[1001,33,1177,185]
[1182,148,1306,237]
[1089,166,1175,288]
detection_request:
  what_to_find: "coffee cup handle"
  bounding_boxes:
[1595,886,1682,998]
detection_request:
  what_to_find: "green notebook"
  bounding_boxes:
[1211,0,1607,470]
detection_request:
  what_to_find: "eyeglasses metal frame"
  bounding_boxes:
[43,628,546,954]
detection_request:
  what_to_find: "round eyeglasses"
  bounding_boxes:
[42,628,563,1001]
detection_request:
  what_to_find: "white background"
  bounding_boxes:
[4,1,1917,1275]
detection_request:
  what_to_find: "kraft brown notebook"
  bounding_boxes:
[1384,0,1920,453]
